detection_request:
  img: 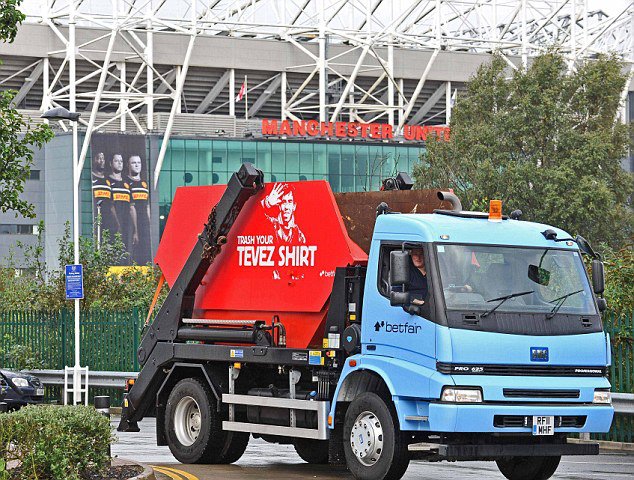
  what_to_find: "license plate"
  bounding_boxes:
[532,416,554,435]
[36,388,44,396]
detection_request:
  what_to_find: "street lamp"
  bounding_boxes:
[41,107,83,405]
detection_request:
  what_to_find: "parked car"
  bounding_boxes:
[0,369,45,410]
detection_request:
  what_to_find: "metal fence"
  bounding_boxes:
[0,309,143,371]
[596,311,634,443]
[0,308,632,440]
[0,309,143,404]
[604,311,633,394]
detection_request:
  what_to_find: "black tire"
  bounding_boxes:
[165,377,249,464]
[219,430,250,464]
[496,455,561,480]
[294,438,330,464]
[343,392,410,480]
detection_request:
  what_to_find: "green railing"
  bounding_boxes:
[604,311,633,394]
[595,311,634,443]
[0,309,632,441]
[0,309,143,371]
[0,309,143,404]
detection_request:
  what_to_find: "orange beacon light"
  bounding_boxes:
[489,200,502,222]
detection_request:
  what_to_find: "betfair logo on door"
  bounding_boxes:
[374,321,421,334]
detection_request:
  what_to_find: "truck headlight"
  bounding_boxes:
[441,387,483,403]
[593,389,611,404]
[12,377,29,388]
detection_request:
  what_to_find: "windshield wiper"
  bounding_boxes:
[481,290,534,318]
[546,289,584,319]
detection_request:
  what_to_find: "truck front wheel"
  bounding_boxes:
[496,455,561,480]
[165,377,249,464]
[343,392,410,480]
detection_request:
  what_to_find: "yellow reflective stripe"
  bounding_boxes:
[159,466,200,480]
[152,466,184,480]
[152,465,199,480]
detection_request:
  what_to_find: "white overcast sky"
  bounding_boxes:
[17,0,633,18]
[589,0,630,15]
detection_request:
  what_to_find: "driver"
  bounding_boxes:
[409,249,428,306]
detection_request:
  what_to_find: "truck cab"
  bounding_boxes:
[332,207,613,480]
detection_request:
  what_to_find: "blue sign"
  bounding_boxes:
[65,264,84,300]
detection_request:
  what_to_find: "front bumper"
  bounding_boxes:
[429,402,614,433]
[2,387,44,408]
[397,399,614,433]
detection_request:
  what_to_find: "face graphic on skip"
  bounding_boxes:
[280,191,297,225]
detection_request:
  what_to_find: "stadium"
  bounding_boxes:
[0,0,632,268]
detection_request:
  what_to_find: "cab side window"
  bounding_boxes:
[378,245,398,298]
[377,244,428,300]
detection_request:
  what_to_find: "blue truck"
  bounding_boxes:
[119,163,613,480]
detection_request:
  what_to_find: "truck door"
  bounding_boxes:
[362,241,436,363]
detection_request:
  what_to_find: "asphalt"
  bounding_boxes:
[112,417,634,480]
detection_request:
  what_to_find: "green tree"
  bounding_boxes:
[413,52,633,248]
[601,243,634,314]
[0,222,167,312]
[0,0,53,218]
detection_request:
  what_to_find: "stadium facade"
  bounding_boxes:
[0,0,632,270]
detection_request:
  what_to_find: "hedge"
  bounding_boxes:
[0,405,112,480]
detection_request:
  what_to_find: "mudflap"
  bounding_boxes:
[117,393,140,433]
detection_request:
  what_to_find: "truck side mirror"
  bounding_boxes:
[389,251,410,287]
[575,235,597,258]
[591,259,605,295]
[596,297,607,312]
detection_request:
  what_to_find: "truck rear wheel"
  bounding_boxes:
[496,455,561,480]
[294,438,329,464]
[165,377,249,464]
[343,392,410,480]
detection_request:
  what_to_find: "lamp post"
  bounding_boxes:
[41,107,83,405]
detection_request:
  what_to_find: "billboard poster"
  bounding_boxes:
[90,134,152,266]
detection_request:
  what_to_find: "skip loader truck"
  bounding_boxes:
[119,163,614,480]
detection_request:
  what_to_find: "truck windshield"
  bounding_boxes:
[436,244,596,316]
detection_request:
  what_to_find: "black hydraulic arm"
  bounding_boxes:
[118,163,264,431]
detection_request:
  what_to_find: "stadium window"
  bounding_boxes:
[0,224,37,234]
[14,268,36,277]
[17,224,36,234]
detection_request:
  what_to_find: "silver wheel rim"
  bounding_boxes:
[350,410,384,466]
[174,395,202,447]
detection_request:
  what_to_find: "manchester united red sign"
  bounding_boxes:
[261,119,449,142]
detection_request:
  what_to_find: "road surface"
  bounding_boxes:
[111,417,634,480]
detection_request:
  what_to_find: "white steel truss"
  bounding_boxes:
[23,0,633,186]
